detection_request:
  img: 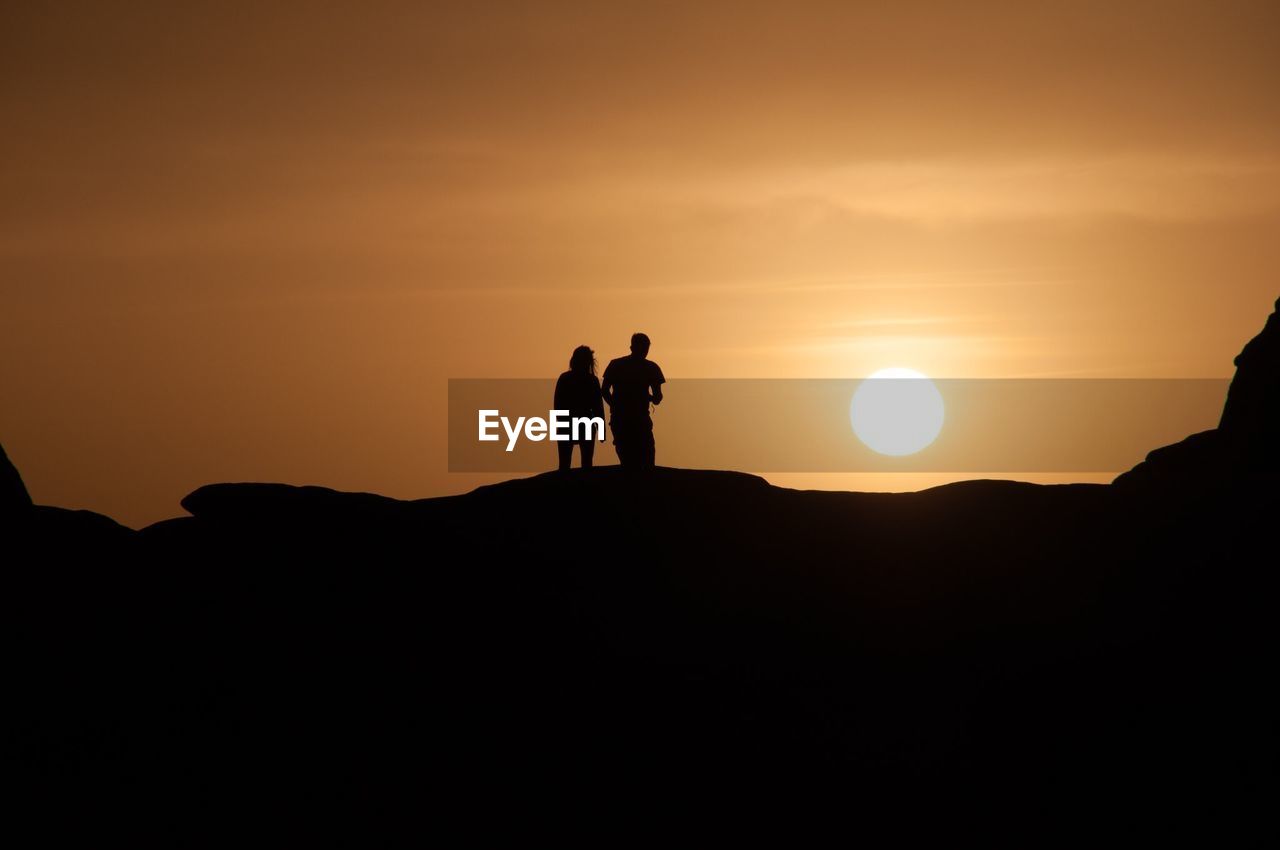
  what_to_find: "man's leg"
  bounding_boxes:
[612,418,633,467]
[580,439,595,469]
[557,439,572,471]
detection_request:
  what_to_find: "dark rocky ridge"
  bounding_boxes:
[1,441,31,513]
[1221,296,1280,440]
[1114,296,1280,493]
[4,299,1277,835]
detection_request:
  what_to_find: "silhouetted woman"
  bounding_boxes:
[554,345,605,471]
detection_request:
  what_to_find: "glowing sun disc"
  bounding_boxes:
[850,368,945,456]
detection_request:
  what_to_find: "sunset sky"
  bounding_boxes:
[3,1,1279,527]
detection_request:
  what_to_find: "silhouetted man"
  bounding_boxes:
[601,332,665,468]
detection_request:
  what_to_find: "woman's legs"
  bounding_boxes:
[559,439,595,470]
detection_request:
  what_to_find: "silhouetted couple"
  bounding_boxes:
[555,333,666,471]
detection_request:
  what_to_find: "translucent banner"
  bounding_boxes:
[448,378,1228,472]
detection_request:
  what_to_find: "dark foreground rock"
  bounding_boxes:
[3,299,1278,836]
[1,441,32,515]
[7,470,1275,835]
[1116,296,1280,494]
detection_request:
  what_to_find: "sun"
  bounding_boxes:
[850,368,945,456]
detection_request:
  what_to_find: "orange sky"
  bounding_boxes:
[3,1,1279,527]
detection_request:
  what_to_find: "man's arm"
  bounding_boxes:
[649,363,665,406]
[590,377,605,416]
[591,377,607,440]
[600,370,614,408]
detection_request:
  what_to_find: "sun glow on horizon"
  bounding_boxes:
[850,368,946,456]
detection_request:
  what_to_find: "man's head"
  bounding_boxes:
[630,332,651,357]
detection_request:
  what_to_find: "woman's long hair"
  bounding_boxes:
[569,345,596,376]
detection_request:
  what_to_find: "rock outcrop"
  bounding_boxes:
[1,441,32,516]
[1220,296,1280,443]
[1114,295,1280,491]
[7,298,1279,833]
[2,440,133,543]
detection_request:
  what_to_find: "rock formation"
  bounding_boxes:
[1114,296,1280,491]
[0,441,32,516]
[6,296,1278,832]
[1220,296,1280,443]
